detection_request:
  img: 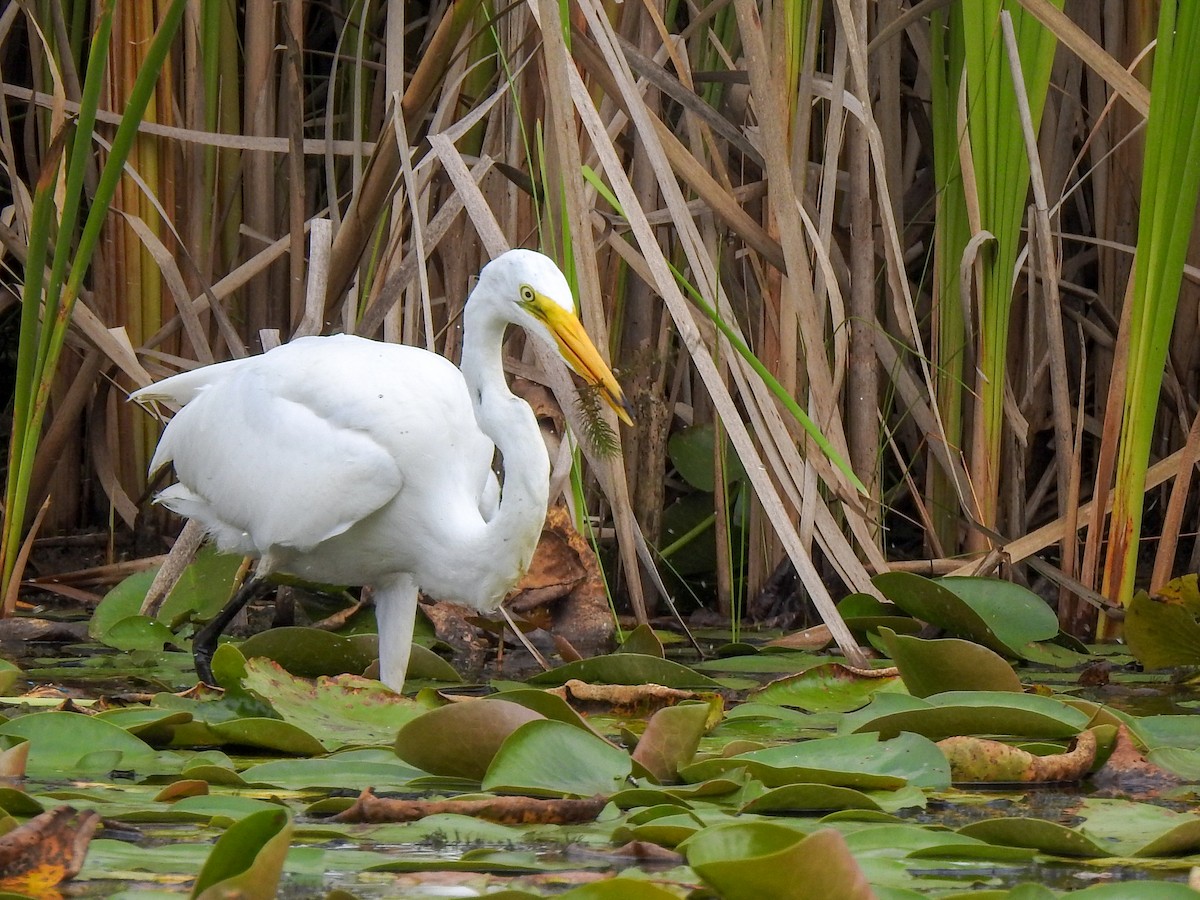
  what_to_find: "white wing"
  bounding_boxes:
[137,334,488,556]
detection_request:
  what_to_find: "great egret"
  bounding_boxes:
[132,249,632,691]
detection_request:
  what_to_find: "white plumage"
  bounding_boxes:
[133,250,630,691]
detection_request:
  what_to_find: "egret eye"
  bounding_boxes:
[519,285,535,303]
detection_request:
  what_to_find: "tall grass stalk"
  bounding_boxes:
[1099,0,1200,623]
[959,0,1061,549]
[1,0,187,604]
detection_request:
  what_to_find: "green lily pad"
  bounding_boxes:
[1077,798,1200,857]
[0,787,44,816]
[872,572,1057,658]
[527,654,723,689]
[93,708,193,744]
[617,623,665,658]
[482,719,631,797]
[958,816,1108,857]
[631,701,713,783]
[0,710,180,776]
[207,717,327,755]
[681,731,949,790]
[749,662,902,712]
[90,547,244,647]
[192,807,293,899]
[97,615,181,652]
[683,823,870,900]
[239,658,420,747]
[407,644,464,681]
[237,627,378,678]
[846,690,1090,741]
[877,628,1023,697]
[239,753,425,791]
[0,659,19,696]
[739,783,884,814]
[396,699,545,780]
[1125,590,1200,668]
[486,689,605,737]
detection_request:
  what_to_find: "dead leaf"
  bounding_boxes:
[1077,660,1111,687]
[937,730,1096,783]
[764,624,833,651]
[0,806,101,891]
[508,506,615,654]
[331,788,605,825]
[550,679,701,717]
[1090,722,1182,798]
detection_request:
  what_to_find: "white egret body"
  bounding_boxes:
[133,250,630,690]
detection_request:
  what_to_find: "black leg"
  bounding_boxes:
[193,577,273,684]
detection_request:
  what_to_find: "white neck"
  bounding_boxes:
[458,298,550,604]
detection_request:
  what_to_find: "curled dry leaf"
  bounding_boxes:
[331,787,606,825]
[937,729,1097,783]
[549,679,702,717]
[0,805,101,890]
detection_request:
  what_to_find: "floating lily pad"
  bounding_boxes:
[617,624,665,658]
[749,662,902,712]
[872,572,1057,659]
[631,701,713,783]
[0,659,19,696]
[878,628,1023,697]
[681,731,949,790]
[206,717,327,756]
[527,653,723,689]
[958,816,1108,857]
[93,708,193,744]
[239,754,425,791]
[237,627,378,678]
[482,719,631,797]
[485,689,605,737]
[239,659,420,748]
[96,615,181,652]
[683,824,871,900]
[1125,590,1200,668]
[0,710,180,776]
[90,548,244,648]
[739,783,883,814]
[846,690,1089,741]
[192,807,292,899]
[396,699,545,780]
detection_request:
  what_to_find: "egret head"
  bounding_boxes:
[477,249,634,426]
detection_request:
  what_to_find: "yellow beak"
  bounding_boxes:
[532,294,634,426]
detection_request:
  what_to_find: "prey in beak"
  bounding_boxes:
[525,291,634,426]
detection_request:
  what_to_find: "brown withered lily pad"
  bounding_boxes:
[0,805,101,890]
[332,787,606,825]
